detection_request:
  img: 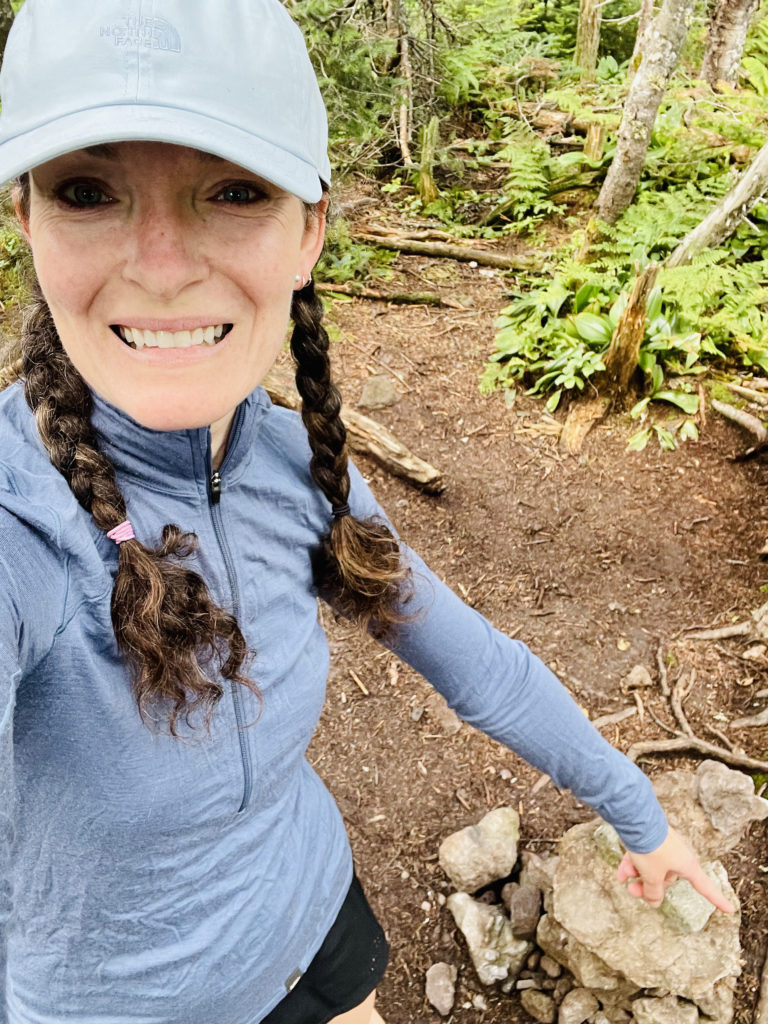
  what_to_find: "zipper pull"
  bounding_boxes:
[210,471,222,504]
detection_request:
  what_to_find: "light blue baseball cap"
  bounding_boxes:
[0,0,331,202]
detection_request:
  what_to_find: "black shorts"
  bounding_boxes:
[260,873,389,1024]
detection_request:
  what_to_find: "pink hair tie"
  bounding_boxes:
[106,520,135,545]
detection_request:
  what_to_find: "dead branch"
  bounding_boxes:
[316,282,463,308]
[684,621,752,640]
[655,643,671,697]
[627,736,768,772]
[670,668,695,736]
[712,399,768,440]
[601,262,659,395]
[723,380,768,406]
[731,706,768,728]
[558,396,611,454]
[352,233,535,270]
[264,367,445,494]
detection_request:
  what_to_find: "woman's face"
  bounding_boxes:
[17,141,326,436]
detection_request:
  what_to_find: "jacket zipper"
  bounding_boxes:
[207,455,253,814]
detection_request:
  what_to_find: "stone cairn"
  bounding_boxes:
[427,760,768,1024]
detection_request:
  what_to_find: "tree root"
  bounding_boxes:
[627,735,768,772]
[711,398,768,441]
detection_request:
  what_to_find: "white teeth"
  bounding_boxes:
[118,324,227,349]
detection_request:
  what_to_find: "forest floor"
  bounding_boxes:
[304,186,768,1024]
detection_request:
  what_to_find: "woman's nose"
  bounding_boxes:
[120,202,209,298]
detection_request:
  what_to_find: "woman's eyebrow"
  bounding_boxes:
[82,144,228,165]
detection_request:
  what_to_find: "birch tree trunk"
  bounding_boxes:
[701,0,759,88]
[576,0,602,81]
[629,0,656,76]
[667,139,768,267]
[595,0,695,226]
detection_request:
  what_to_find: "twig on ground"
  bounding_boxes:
[352,233,535,270]
[670,668,695,736]
[731,706,768,728]
[316,281,466,309]
[655,643,671,697]
[684,621,752,640]
[711,398,768,442]
[627,736,768,772]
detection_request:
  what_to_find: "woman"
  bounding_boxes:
[0,2,731,1023]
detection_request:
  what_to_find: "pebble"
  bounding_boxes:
[558,988,600,1024]
[540,954,562,978]
[520,989,556,1024]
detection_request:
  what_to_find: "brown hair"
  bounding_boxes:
[3,173,409,731]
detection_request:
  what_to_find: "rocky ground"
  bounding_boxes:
[304,196,768,1024]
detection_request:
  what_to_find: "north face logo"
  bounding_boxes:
[100,17,182,52]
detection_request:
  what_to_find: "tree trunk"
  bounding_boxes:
[701,0,759,88]
[0,1,15,62]
[628,0,656,77]
[595,0,695,226]
[575,0,602,82]
[667,139,768,267]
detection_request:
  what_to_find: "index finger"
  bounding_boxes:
[683,863,735,914]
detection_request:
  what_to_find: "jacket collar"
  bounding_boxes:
[90,387,273,496]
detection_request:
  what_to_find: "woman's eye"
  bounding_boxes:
[57,182,110,207]
[215,184,266,204]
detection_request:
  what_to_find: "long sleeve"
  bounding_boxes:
[0,649,19,1024]
[345,466,669,855]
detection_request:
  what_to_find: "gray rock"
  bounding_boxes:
[553,976,574,1003]
[631,994,700,1024]
[660,875,716,934]
[446,891,530,985]
[358,374,399,410]
[550,820,740,1017]
[521,989,557,1023]
[520,849,558,897]
[694,760,768,835]
[439,807,520,893]
[557,987,600,1024]
[593,823,623,868]
[502,881,543,939]
[540,955,562,979]
[425,962,457,1016]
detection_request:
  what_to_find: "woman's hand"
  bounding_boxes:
[616,826,735,913]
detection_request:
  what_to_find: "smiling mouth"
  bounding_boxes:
[111,324,234,350]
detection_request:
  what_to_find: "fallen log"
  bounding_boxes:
[352,233,536,271]
[316,282,463,308]
[264,367,445,494]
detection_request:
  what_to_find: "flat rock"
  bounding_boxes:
[424,690,462,735]
[631,994,700,1024]
[358,374,399,410]
[558,987,600,1024]
[520,989,557,1024]
[439,807,520,893]
[520,849,558,898]
[447,891,530,985]
[425,962,457,1016]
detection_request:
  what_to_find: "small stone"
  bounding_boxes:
[527,951,542,970]
[358,374,399,410]
[472,994,488,1010]
[440,807,520,893]
[520,989,557,1024]
[540,955,562,979]
[623,665,653,689]
[542,978,556,991]
[593,823,623,868]
[425,962,457,1017]
[660,876,715,934]
[557,987,600,1024]
[517,978,538,990]
[519,849,558,895]
[502,881,542,939]
[695,759,768,834]
[593,1015,612,1024]
[437,892,446,907]
[553,977,574,1003]
[631,994,700,1024]
[500,768,513,780]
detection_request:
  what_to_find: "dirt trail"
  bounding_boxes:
[305,235,768,1023]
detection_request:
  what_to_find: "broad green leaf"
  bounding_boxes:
[654,425,677,450]
[570,312,613,345]
[546,389,562,412]
[679,419,699,442]
[646,286,663,323]
[651,363,664,393]
[630,396,651,419]
[653,390,700,415]
[573,282,600,314]
[627,428,651,451]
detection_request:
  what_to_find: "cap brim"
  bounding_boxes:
[0,104,325,202]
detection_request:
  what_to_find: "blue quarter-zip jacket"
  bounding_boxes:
[0,381,668,1023]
